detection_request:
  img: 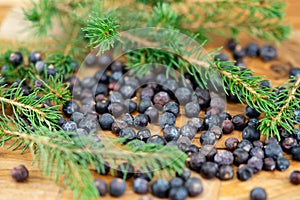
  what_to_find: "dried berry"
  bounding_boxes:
[153,91,171,107]
[237,139,253,152]
[281,137,297,153]
[225,137,239,151]
[214,151,234,166]
[109,178,126,197]
[222,119,234,134]
[185,177,203,197]
[163,102,179,117]
[200,145,217,161]
[184,101,200,118]
[169,177,184,188]
[200,161,218,179]
[263,157,276,171]
[63,100,80,118]
[237,164,253,181]
[133,178,148,194]
[111,120,128,134]
[244,105,261,118]
[108,102,125,118]
[147,135,166,145]
[177,136,191,152]
[138,98,153,113]
[247,156,263,173]
[203,114,221,129]
[233,148,249,165]
[9,52,23,66]
[200,131,216,145]
[245,43,260,57]
[187,117,203,132]
[134,114,149,128]
[176,168,191,181]
[180,125,197,140]
[290,170,300,185]
[11,165,29,182]
[250,147,264,159]
[189,152,206,171]
[217,165,234,180]
[209,125,222,140]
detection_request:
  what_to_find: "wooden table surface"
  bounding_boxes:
[1,1,300,200]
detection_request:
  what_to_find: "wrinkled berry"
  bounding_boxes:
[217,165,234,180]
[247,156,263,173]
[200,145,217,161]
[163,102,179,117]
[11,165,29,182]
[222,119,234,134]
[214,151,234,166]
[263,157,276,171]
[232,114,247,130]
[237,164,253,181]
[163,126,180,142]
[233,148,249,165]
[137,128,151,142]
[237,139,253,152]
[225,137,239,151]
[187,117,203,132]
[189,152,206,171]
[159,112,176,128]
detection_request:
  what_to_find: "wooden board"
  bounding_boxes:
[1,1,300,200]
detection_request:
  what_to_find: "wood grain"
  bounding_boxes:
[1,1,300,200]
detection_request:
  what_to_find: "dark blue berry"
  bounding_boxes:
[214,53,229,61]
[9,52,23,66]
[135,167,153,181]
[94,83,108,96]
[144,106,159,123]
[222,119,234,134]
[250,187,267,200]
[233,46,246,60]
[176,168,191,181]
[237,139,252,152]
[203,114,221,129]
[70,112,84,124]
[245,106,261,118]
[133,178,148,194]
[121,113,134,126]
[163,102,179,117]
[232,114,247,130]
[119,127,136,143]
[245,43,260,57]
[138,98,153,113]
[153,91,170,107]
[134,114,149,128]
[140,87,155,100]
[226,38,237,51]
[242,126,260,142]
[29,51,42,64]
[291,145,300,161]
[137,128,151,142]
[151,179,170,198]
[189,152,206,171]
[247,156,263,173]
[200,131,216,145]
[250,147,264,159]
[260,45,277,61]
[233,148,249,165]
[184,177,203,197]
[175,87,192,105]
[147,135,166,145]
[116,162,134,180]
[62,121,77,132]
[200,161,218,179]
[263,157,276,171]
[109,178,126,197]
[184,102,200,118]
[94,179,107,196]
[214,151,234,166]
[276,157,290,171]
[98,54,113,68]
[159,112,176,128]
[265,142,283,160]
[108,102,125,118]
[98,113,114,130]
[120,85,135,98]
[169,187,188,200]
[109,91,124,103]
[163,126,180,142]
[177,136,191,152]
[217,165,234,180]
[225,137,239,151]
[84,54,97,66]
[78,118,99,132]
[187,117,203,132]
[169,177,184,188]
[200,145,217,161]
[237,164,253,181]
[124,99,137,114]
[95,99,109,114]
[289,67,300,78]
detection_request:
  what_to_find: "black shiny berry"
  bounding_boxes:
[137,128,151,142]
[109,178,126,197]
[9,52,23,66]
[232,114,247,130]
[134,114,149,128]
[248,118,259,128]
[217,165,234,180]
[242,126,260,142]
[245,105,261,118]
[95,100,109,114]
[185,177,203,197]
[260,45,277,61]
[62,100,80,118]
[291,145,300,161]
[29,51,42,64]
[11,165,29,182]
[151,179,170,198]
[98,113,114,130]
[276,157,290,171]
[94,179,107,196]
[289,67,300,78]
[237,164,253,181]
[119,127,136,143]
[226,38,237,51]
[133,178,148,194]
[203,114,221,129]
[233,46,246,60]
[250,187,267,200]
[163,126,180,142]
[147,135,166,145]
